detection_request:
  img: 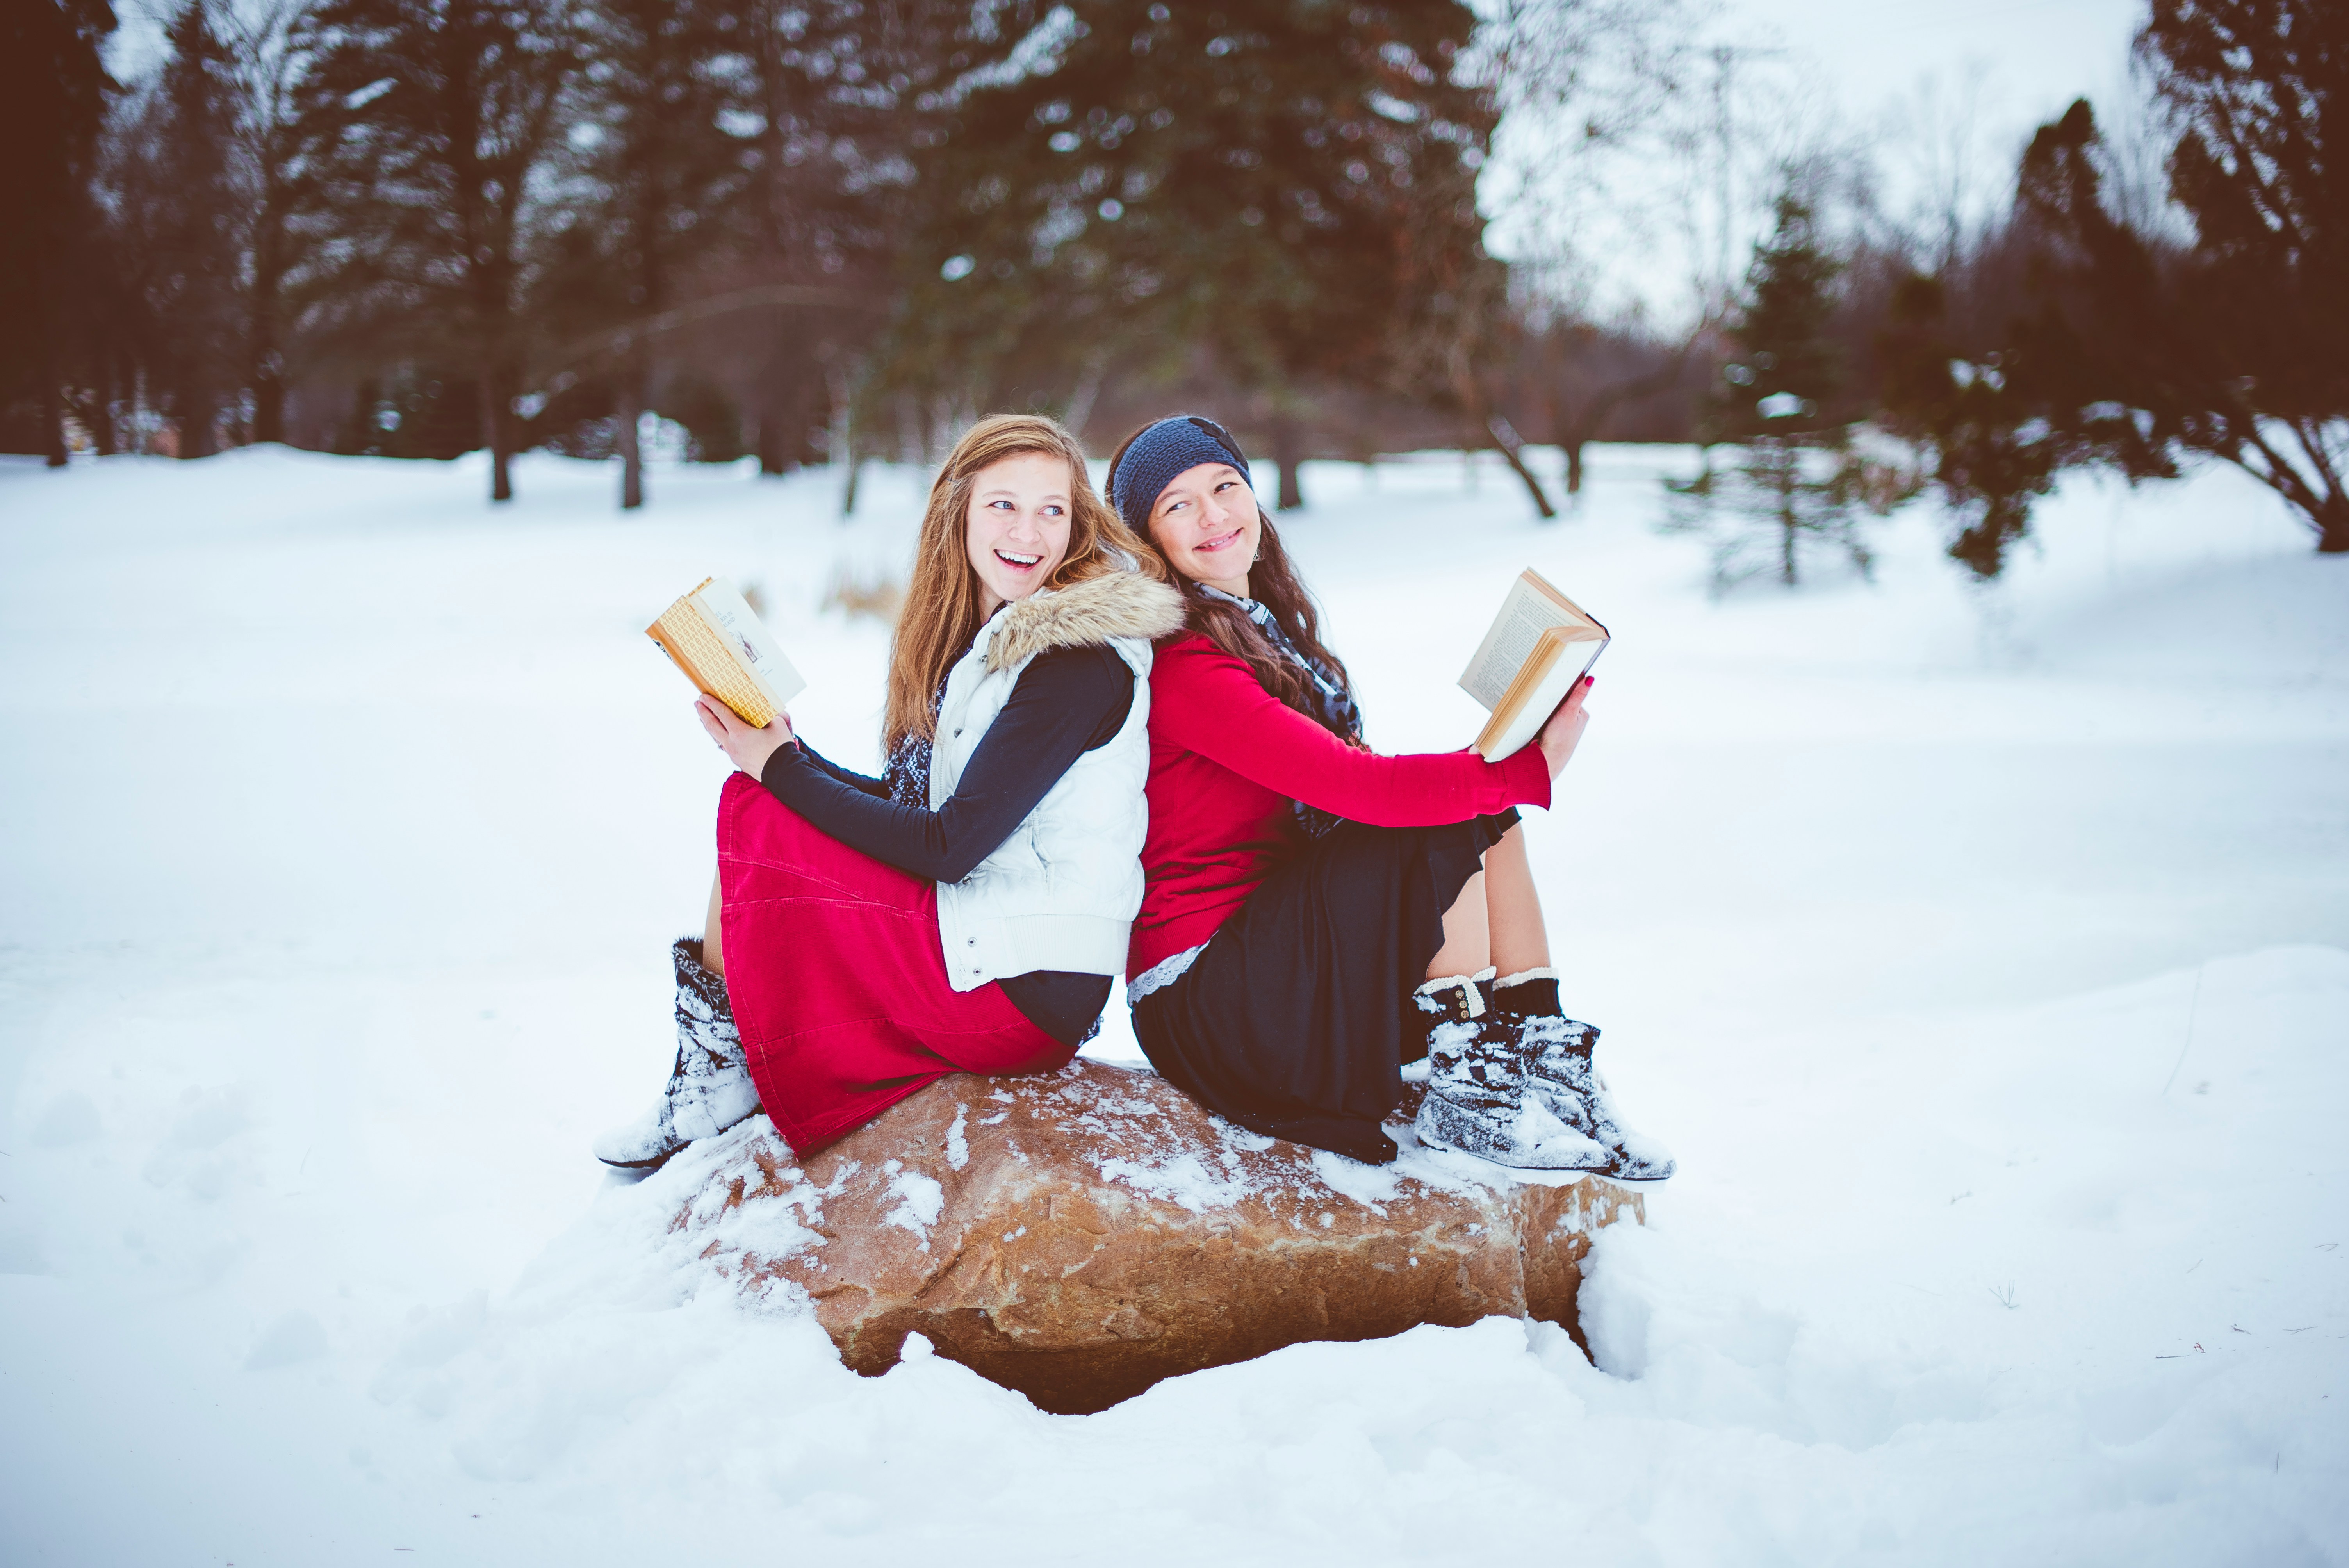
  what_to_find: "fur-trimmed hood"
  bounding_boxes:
[984,568,1186,671]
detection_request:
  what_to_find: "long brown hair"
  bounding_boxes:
[1109,424,1356,734]
[883,413,1163,755]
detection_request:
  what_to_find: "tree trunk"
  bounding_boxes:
[1777,457,1799,585]
[841,452,864,517]
[1485,414,1558,519]
[481,369,513,502]
[2318,496,2349,554]
[757,384,790,476]
[93,358,119,456]
[1064,352,1107,440]
[1447,340,1555,519]
[41,382,67,468]
[182,392,219,459]
[618,376,645,510]
[1272,415,1304,510]
[1563,438,1584,497]
[253,363,283,445]
[748,327,787,475]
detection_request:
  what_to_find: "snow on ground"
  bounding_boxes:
[2,440,2344,1566]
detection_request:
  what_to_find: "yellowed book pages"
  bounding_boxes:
[646,577,806,727]
[1460,569,1609,762]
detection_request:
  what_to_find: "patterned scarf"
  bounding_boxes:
[881,677,947,808]
[1198,584,1361,839]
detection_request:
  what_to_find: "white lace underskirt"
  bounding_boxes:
[1125,943,1207,1008]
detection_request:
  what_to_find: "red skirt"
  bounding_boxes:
[715,771,1072,1154]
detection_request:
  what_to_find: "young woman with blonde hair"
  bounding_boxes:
[596,414,1183,1170]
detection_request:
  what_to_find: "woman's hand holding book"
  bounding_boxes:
[696,694,796,778]
[1535,676,1594,780]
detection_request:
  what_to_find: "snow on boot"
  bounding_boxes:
[592,938,762,1172]
[1406,969,1492,1064]
[1414,1019,1613,1172]
[1492,969,1677,1181]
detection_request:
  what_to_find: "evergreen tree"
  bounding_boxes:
[886,0,1495,507]
[290,0,577,501]
[112,2,249,457]
[0,0,118,463]
[711,0,966,477]
[1886,2,2346,572]
[225,0,321,447]
[554,0,745,508]
[2014,0,2347,552]
[1716,194,1841,442]
[1668,193,1911,587]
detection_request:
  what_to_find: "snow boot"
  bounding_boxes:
[1490,967,1677,1181]
[1405,968,1493,1064]
[592,938,762,1172]
[1414,1009,1614,1172]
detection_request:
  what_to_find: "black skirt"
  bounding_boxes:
[1129,810,1518,1164]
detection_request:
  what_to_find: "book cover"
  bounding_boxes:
[647,577,806,726]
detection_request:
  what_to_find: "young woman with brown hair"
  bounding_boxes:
[595,414,1183,1171]
[1109,415,1674,1177]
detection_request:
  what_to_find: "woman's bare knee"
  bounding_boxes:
[702,870,725,979]
[1428,870,1490,980]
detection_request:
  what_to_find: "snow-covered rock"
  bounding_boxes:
[676,1061,1644,1412]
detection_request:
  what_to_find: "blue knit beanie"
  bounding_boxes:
[1109,415,1252,536]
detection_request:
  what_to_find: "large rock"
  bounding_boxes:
[673,1059,1645,1413]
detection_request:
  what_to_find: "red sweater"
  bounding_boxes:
[1130,632,1553,976]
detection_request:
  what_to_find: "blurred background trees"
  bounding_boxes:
[5,0,2341,569]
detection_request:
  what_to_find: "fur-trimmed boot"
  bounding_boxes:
[1490,967,1677,1181]
[592,938,762,1172]
[1413,970,1613,1171]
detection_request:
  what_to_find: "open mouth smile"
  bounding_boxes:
[1194,527,1246,554]
[994,549,1043,568]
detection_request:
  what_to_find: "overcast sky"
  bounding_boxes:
[1722,0,2146,132]
[1483,0,2154,325]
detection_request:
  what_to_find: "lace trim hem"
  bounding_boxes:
[1125,943,1207,1008]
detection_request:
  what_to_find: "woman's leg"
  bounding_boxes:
[1425,871,1489,980]
[1425,824,1549,981]
[702,870,725,978]
[1478,823,1552,977]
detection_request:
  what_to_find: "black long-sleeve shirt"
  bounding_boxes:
[757,643,1134,1045]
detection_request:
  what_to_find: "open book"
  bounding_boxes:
[646,577,806,727]
[1458,569,1609,762]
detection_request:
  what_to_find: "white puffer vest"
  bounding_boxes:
[930,570,1187,992]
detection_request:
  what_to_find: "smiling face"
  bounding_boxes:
[964,451,1076,616]
[1146,461,1259,596]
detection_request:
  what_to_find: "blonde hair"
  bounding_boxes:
[883,413,1164,755]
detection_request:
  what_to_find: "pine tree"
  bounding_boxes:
[224,0,319,447]
[2017,0,2347,552]
[562,0,746,508]
[112,2,249,458]
[1666,192,1912,587]
[1719,194,1842,442]
[886,0,1495,506]
[290,0,577,501]
[0,0,118,463]
[710,0,966,478]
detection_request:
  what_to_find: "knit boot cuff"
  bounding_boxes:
[1413,972,1488,1020]
[1492,966,1563,1018]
